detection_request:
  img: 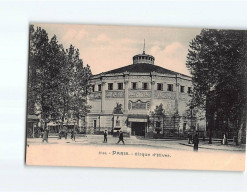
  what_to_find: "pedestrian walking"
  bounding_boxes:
[117,131,125,144]
[103,130,107,143]
[42,129,48,143]
[193,132,199,152]
[188,133,192,144]
[71,130,75,141]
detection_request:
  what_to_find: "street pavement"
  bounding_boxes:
[27,134,246,153]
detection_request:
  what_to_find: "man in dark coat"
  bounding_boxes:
[103,130,107,143]
[193,132,199,151]
[42,129,48,143]
[117,131,125,144]
[71,130,75,141]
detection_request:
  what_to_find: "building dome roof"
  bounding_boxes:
[132,40,155,65]
[101,63,189,77]
[133,52,155,65]
[94,41,190,78]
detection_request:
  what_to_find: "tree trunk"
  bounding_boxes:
[44,121,47,130]
[237,123,243,146]
[209,127,212,144]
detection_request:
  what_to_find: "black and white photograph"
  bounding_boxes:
[2,0,247,192]
[25,23,246,171]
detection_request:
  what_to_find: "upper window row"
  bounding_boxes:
[157,83,192,93]
[135,56,153,60]
[92,83,192,93]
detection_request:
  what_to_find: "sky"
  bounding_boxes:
[34,23,202,76]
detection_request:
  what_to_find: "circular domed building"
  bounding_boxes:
[86,48,200,137]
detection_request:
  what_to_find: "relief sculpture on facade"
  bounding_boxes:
[129,75,150,80]
[128,100,150,110]
[128,90,151,98]
[179,93,189,101]
[89,92,102,100]
[154,91,176,100]
[105,91,125,98]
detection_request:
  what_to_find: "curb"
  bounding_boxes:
[179,143,245,152]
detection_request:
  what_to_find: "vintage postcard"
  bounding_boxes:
[26,23,246,171]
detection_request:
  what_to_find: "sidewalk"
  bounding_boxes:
[179,140,246,152]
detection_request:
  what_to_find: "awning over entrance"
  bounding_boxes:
[128,118,147,122]
[128,115,148,122]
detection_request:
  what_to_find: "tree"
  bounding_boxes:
[186,29,247,145]
[66,48,92,131]
[28,25,63,128]
[28,25,92,131]
[54,45,92,129]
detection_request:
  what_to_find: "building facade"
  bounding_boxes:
[86,50,205,137]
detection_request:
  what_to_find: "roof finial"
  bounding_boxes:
[143,39,145,54]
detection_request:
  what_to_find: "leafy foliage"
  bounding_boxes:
[186,29,247,143]
[28,25,92,128]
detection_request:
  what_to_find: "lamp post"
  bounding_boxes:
[162,110,165,137]
[73,118,76,132]
[190,105,194,134]
[173,114,176,136]
[111,116,114,135]
[173,113,179,137]
[98,115,100,132]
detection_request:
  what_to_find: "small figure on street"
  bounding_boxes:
[42,129,48,143]
[222,133,228,145]
[40,127,44,138]
[193,132,199,152]
[188,133,192,144]
[58,130,67,139]
[117,131,125,144]
[103,130,107,143]
[71,130,75,141]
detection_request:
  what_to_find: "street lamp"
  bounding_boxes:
[111,116,114,135]
[162,110,165,137]
[73,118,77,132]
[98,115,101,132]
[190,105,194,134]
[173,113,179,137]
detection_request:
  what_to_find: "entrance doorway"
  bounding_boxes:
[131,122,146,136]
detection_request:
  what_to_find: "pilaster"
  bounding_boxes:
[151,80,156,111]
[124,80,129,113]
[101,81,106,113]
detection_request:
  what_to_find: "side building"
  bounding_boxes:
[86,50,205,137]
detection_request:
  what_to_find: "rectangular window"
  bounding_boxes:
[92,85,95,92]
[180,86,185,93]
[157,83,163,91]
[132,82,137,90]
[118,83,123,90]
[167,84,173,91]
[143,82,148,90]
[98,84,101,91]
[108,83,113,90]
[93,120,97,129]
[188,87,192,94]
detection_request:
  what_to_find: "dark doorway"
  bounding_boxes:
[131,122,145,136]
